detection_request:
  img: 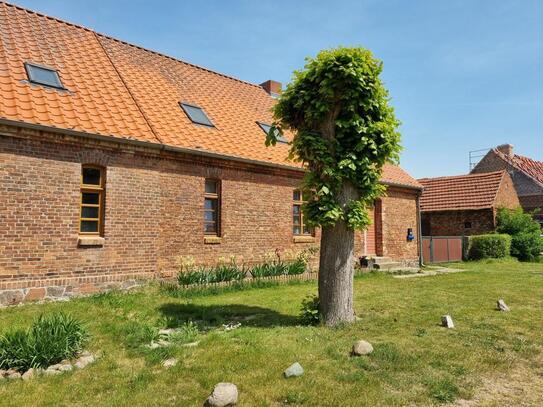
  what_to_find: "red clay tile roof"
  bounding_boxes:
[0,2,421,189]
[493,149,543,187]
[418,171,507,212]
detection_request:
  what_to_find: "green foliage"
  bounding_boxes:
[178,249,314,286]
[178,264,246,285]
[169,321,199,344]
[269,47,402,230]
[468,234,511,260]
[299,295,321,325]
[496,207,543,261]
[0,312,89,371]
[122,321,158,349]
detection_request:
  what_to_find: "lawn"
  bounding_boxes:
[1,260,542,406]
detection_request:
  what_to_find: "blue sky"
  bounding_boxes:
[14,0,543,178]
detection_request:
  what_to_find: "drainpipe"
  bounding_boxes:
[416,191,424,268]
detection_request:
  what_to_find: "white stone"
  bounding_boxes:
[44,368,62,376]
[7,372,21,379]
[205,382,238,407]
[158,328,177,336]
[441,315,454,328]
[181,341,200,348]
[74,355,95,369]
[497,299,510,312]
[162,358,177,368]
[352,340,374,356]
[284,362,304,378]
[223,322,241,331]
[22,368,35,380]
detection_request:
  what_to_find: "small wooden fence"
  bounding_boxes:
[422,236,466,263]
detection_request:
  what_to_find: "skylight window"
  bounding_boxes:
[179,102,214,127]
[24,62,64,89]
[257,122,288,143]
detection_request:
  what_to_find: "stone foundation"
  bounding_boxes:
[0,273,152,306]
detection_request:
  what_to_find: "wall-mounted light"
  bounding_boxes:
[407,228,414,242]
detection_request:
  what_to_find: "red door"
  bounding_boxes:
[365,208,376,255]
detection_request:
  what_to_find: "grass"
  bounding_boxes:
[0,260,542,406]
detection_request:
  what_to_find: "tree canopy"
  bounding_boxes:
[268,47,402,231]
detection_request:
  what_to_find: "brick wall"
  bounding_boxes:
[494,172,521,209]
[421,209,495,236]
[0,126,420,304]
[379,188,420,262]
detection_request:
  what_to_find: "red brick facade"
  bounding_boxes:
[0,126,420,304]
[420,170,520,237]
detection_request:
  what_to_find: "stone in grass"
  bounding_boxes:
[22,368,36,381]
[44,368,62,376]
[7,371,22,380]
[351,340,374,356]
[74,354,95,369]
[497,299,510,312]
[162,358,177,368]
[283,362,304,378]
[441,315,454,328]
[205,382,238,407]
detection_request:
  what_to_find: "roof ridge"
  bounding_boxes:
[0,0,265,90]
[492,148,543,188]
[418,170,504,182]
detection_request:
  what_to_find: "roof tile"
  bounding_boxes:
[0,1,420,189]
[419,171,506,211]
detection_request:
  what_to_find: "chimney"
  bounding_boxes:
[260,80,282,98]
[496,144,514,158]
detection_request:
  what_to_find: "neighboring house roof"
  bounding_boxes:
[0,2,421,190]
[418,171,508,212]
[492,148,543,188]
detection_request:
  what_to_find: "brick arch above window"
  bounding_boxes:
[75,150,112,167]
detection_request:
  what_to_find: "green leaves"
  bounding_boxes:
[270,46,402,230]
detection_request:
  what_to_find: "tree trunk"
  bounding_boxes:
[318,182,358,326]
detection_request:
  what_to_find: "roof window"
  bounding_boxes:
[24,62,64,89]
[257,122,288,143]
[179,102,214,127]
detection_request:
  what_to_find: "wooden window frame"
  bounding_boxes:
[80,165,105,236]
[204,179,221,236]
[293,189,314,236]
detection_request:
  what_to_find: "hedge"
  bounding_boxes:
[468,234,511,260]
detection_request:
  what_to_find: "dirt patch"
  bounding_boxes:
[453,353,543,407]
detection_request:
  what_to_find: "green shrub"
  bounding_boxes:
[287,259,307,275]
[496,208,543,261]
[250,262,288,278]
[468,234,511,260]
[299,295,320,325]
[0,312,89,371]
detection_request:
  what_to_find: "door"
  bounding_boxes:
[365,208,376,255]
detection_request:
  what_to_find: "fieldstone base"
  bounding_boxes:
[0,273,152,306]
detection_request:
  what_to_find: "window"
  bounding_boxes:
[293,189,313,235]
[180,102,214,127]
[24,62,64,89]
[464,221,472,229]
[257,122,288,143]
[80,166,105,235]
[204,179,220,235]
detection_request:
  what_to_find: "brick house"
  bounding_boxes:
[0,3,422,305]
[419,171,520,236]
[471,144,543,226]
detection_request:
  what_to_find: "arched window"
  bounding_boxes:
[80,165,105,235]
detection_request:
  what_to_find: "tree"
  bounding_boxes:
[496,207,543,261]
[267,47,402,326]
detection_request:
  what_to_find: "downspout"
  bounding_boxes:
[416,191,424,268]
